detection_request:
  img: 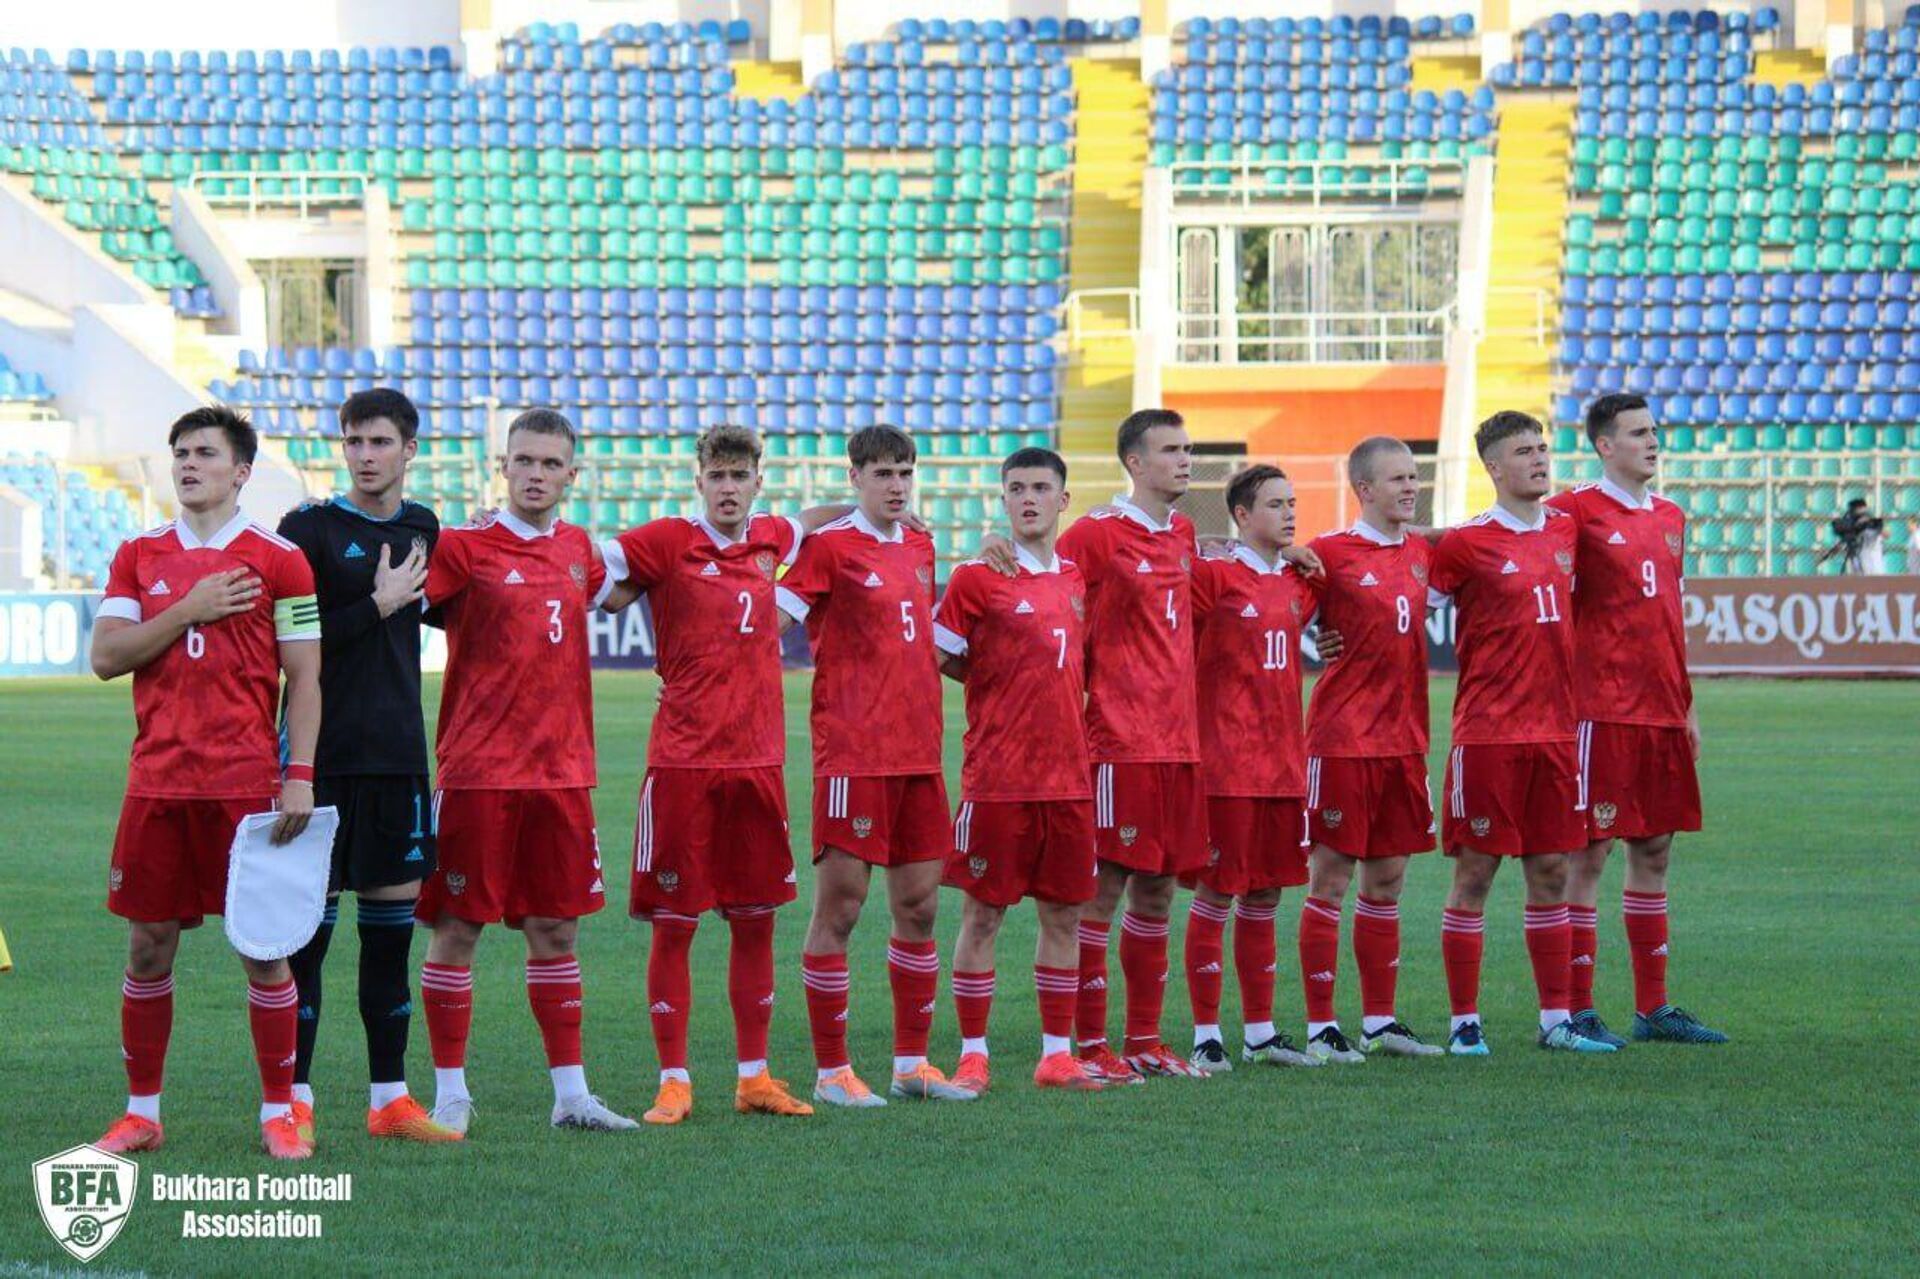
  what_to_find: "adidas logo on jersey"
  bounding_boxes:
[1135,558,1153,574]
[863,571,884,588]
[1014,599,1035,614]
[148,579,171,595]
[344,541,367,558]
[504,568,525,584]
[1608,530,1628,544]
[406,845,424,862]
[1240,603,1259,618]
[1358,571,1379,587]
[1500,560,1520,574]
[700,561,721,576]
[1084,976,1107,992]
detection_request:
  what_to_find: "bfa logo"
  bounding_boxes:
[34,1143,137,1263]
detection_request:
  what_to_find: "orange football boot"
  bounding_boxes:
[734,1071,813,1117]
[1034,1051,1104,1091]
[290,1100,316,1145]
[261,1112,315,1159]
[951,1051,991,1096]
[97,1114,164,1153]
[644,1078,694,1125]
[368,1095,463,1142]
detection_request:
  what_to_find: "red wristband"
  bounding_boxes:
[285,762,315,784]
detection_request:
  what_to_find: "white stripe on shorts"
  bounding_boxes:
[1575,721,1592,812]
[635,775,655,873]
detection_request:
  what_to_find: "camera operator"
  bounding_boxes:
[1816,498,1886,575]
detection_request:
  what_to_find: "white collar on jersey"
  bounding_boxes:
[1350,518,1405,546]
[692,512,753,548]
[1014,543,1062,575]
[1483,503,1549,534]
[174,509,251,551]
[847,506,904,544]
[1110,493,1176,533]
[1597,474,1657,511]
[1230,544,1288,575]
[496,508,557,540]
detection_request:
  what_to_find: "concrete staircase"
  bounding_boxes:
[1409,55,1482,94]
[732,60,807,101]
[1470,98,1572,511]
[1752,47,1827,87]
[1059,58,1148,504]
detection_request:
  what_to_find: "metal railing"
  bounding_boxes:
[1482,284,1552,345]
[1065,287,1141,342]
[0,457,159,590]
[1175,305,1453,363]
[184,170,370,219]
[1559,450,1920,576]
[1167,155,1467,207]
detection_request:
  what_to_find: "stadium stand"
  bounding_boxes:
[59,21,1079,539]
[2,8,1915,571]
[0,451,144,587]
[1492,6,1919,573]
[0,52,212,304]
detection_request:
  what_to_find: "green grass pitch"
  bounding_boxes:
[1,674,1916,1275]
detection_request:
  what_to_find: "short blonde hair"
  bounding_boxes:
[696,423,763,470]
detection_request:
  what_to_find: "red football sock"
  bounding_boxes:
[121,971,173,1097]
[1353,896,1401,1021]
[1074,919,1111,1048]
[1623,891,1670,1015]
[1297,896,1342,1024]
[1233,901,1279,1028]
[1440,908,1485,1017]
[1184,896,1230,1027]
[647,913,698,1072]
[801,951,851,1070]
[1118,911,1169,1051]
[887,937,939,1060]
[1569,904,1599,1013]
[952,969,995,1041]
[1034,965,1077,1042]
[525,955,584,1069]
[727,908,777,1065]
[1524,904,1573,1015]
[420,962,472,1069]
[247,978,299,1106]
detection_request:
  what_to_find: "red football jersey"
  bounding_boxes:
[1302,523,1433,758]
[100,514,319,798]
[932,548,1091,801]
[1053,496,1199,764]
[1191,549,1310,797]
[1546,479,1692,727]
[1427,505,1580,745]
[604,512,803,769]
[426,511,608,789]
[775,509,942,777]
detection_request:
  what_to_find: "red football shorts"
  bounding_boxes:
[813,772,953,867]
[1183,796,1310,896]
[944,798,1097,907]
[630,765,796,918]
[1091,761,1208,876]
[107,794,276,925]
[1442,741,1585,858]
[416,788,605,927]
[1305,753,1436,860]
[1577,720,1703,842]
